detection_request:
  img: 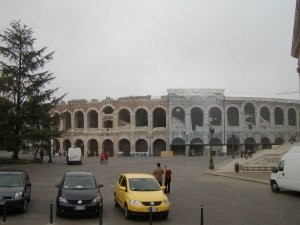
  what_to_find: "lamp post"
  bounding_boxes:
[208,125,215,170]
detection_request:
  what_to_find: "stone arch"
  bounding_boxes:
[62,139,71,152]
[261,137,271,149]
[75,139,85,156]
[227,106,239,126]
[88,139,99,157]
[171,138,185,156]
[244,137,256,151]
[190,138,204,156]
[153,139,166,156]
[288,108,296,126]
[274,107,284,125]
[275,137,285,145]
[209,106,222,126]
[135,139,148,152]
[135,108,148,127]
[227,135,239,153]
[61,111,71,130]
[52,139,60,154]
[103,139,114,157]
[209,137,222,146]
[118,108,131,126]
[172,107,185,128]
[74,110,84,128]
[244,103,256,126]
[191,107,203,131]
[87,109,98,128]
[260,106,270,123]
[118,139,130,156]
[153,107,166,128]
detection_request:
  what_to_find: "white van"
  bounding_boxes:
[270,146,300,193]
[66,147,82,165]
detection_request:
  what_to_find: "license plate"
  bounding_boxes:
[148,207,157,212]
[75,206,85,210]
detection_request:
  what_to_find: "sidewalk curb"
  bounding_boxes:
[203,170,270,185]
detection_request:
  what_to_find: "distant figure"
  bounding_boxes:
[100,153,105,165]
[39,150,44,161]
[104,152,109,165]
[153,163,164,186]
[164,165,172,194]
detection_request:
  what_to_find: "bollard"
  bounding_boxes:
[50,201,53,224]
[2,200,7,223]
[149,205,153,225]
[99,199,103,225]
[200,204,203,225]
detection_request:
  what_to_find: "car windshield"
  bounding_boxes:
[0,174,24,187]
[129,178,161,191]
[63,176,96,189]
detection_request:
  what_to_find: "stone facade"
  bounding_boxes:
[52,89,300,157]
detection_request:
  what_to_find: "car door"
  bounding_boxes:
[115,175,127,208]
[23,171,31,200]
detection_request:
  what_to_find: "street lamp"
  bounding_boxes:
[208,125,215,170]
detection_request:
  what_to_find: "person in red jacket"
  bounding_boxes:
[164,165,172,194]
[100,153,105,165]
[104,152,109,165]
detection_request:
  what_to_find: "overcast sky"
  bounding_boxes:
[0,0,299,101]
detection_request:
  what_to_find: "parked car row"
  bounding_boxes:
[0,170,170,220]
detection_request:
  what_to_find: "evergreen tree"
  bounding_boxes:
[0,20,65,160]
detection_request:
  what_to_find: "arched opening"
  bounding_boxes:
[172,107,185,128]
[135,139,148,152]
[191,107,203,131]
[153,108,166,128]
[88,139,98,157]
[227,135,239,155]
[118,139,130,156]
[52,139,60,155]
[74,111,84,128]
[288,108,296,126]
[171,138,185,156]
[153,139,166,156]
[190,138,204,156]
[275,137,285,145]
[75,139,85,156]
[209,107,222,126]
[274,107,284,125]
[62,139,71,155]
[227,107,239,126]
[103,139,114,157]
[61,111,71,130]
[87,110,98,128]
[103,106,113,114]
[118,109,130,126]
[244,137,256,152]
[261,137,271,149]
[135,108,148,127]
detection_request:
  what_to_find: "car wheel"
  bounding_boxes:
[21,199,28,213]
[271,181,280,193]
[124,204,131,219]
[114,194,119,208]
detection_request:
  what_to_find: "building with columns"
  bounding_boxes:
[52,89,300,157]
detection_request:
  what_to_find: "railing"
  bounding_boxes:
[116,152,150,157]
[243,166,273,172]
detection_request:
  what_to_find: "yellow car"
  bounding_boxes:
[114,173,170,219]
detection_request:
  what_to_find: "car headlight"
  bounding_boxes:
[15,192,23,200]
[162,198,169,205]
[129,199,141,206]
[58,197,68,203]
[92,196,102,204]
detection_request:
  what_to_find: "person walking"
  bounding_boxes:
[153,163,164,186]
[100,153,105,165]
[104,152,109,165]
[164,165,172,194]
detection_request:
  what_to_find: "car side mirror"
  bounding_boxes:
[119,186,126,192]
[272,167,278,173]
[161,186,166,190]
[98,184,104,188]
[55,184,60,188]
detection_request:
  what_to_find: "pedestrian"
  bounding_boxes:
[164,165,172,194]
[153,162,164,186]
[39,150,44,161]
[100,152,105,165]
[104,152,109,165]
